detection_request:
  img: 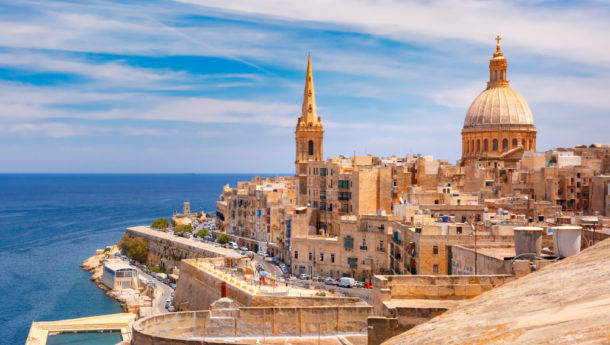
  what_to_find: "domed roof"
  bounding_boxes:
[463,85,534,129]
[463,37,535,131]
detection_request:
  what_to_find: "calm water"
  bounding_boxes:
[0,173,264,344]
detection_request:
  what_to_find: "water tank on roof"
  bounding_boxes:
[553,226,582,258]
[513,227,543,257]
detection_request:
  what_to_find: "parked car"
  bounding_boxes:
[169,283,176,290]
[324,277,336,285]
[167,306,176,312]
[363,282,373,289]
[297,274,310,280]
[338,277,356,288]
[257,251,265,256]
[240,246,248,251]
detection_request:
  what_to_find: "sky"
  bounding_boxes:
[0,0,608,173]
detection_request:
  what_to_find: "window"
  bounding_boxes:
[320,191,326,200]
[308,252,313,261]
[477,140,480,152]
[338,192,350,201]
[493,139,498,151]
[320,253,324,262]
[484,139,488,152]
[338,180,349,189]
[331,254,335,263]
[457,226,462,234]
[308,140,314,156]
[313,201,318,208]
[319,201,327,211]
[433,264,438,273]
[294,251,298,259]
[344,236,354,249]
[433,245,438,255]
[512,139,517,147]
[320,168,327,176]
[502,139,508,150]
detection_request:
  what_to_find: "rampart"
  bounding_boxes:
[174,258,363,311]
[368,274,514,345]
[131,299,371,345]
[125,226,240,270]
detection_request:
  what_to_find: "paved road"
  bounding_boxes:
[253,254,283,278]
[116,256,173,314]
[136,269,173,314]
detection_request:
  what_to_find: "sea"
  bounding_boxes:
[0,173,266,344]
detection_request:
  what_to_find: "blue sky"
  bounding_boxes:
[0,0,608,173]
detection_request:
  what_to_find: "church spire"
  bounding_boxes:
[488,35,508,89]
[300,53,320,126]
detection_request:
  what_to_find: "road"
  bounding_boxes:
[116,256,173,314]
[136,268,173,314]
[252,253,283,278]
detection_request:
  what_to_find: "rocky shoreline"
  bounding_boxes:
[81,245,153,316]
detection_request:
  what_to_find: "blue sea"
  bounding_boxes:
[0,174,265,344]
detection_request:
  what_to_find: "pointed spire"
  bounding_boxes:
[301,53,319,125]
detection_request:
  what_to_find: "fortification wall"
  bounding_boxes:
[372,274,514,316]
[124,226,238,271]
[174,259,363,311]
[132,306,371,345]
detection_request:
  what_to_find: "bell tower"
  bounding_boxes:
[295,54,323,206]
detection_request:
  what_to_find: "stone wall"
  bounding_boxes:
[450,245,511,275]
[132,303,371,345]
[372,274,514,316]
[174,259,364,311]
[125,227,239,271]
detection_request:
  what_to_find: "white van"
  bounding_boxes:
[338,277,355,288]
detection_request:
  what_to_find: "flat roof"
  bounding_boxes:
[104,260,136,271]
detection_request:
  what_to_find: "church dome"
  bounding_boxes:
[463,85,534,129]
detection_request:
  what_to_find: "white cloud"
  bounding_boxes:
[179,0,610,66]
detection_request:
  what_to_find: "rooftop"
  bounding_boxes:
[384,238,610,344]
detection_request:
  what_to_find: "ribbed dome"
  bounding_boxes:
[463,85,534,129]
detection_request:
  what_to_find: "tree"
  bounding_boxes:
[196,228,209,238]
[173,224,193,234]
[205,212,213,218]
[118,235,148,263]
[151,218,169,229]
[217,234,230,245]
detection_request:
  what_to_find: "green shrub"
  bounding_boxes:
[174,224,193,234]
[151,218,169,229]
[217,233,230,245]
[196,228,209,238]
[118,235,148,263]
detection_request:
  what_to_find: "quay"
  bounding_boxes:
[25,313,136,345]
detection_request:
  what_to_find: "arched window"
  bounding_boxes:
[470,141,474,153]
[502,139,508,150]
[308,140,314,156]
[477,140,480,152]
[512,139,517,147]
[492,139,498,151]
[522,139,525,147]
[484,139,488,152]
[494,70,498,81]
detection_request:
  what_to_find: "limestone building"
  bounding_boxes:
[461,37,537,165]
[295,55,324,206]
